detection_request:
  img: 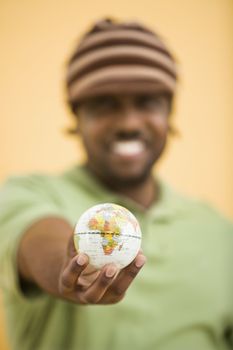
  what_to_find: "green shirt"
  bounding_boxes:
[0,165,232,350]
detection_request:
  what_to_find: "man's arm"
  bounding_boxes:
[17,217,146,304]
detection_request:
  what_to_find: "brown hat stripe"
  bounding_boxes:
[68,65,176,102]
[69,81,172,107]
[69,30,173,63]
[66,19,178,108]
[67,46,177,85]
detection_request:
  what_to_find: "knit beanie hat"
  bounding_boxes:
[66,18,178,112]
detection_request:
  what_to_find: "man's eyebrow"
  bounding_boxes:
[89,96,117,103]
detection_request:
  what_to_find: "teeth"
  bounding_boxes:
[112,140,145,156]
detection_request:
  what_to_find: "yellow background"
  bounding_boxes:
[0,0,232,348]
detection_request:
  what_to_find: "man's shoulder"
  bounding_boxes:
[1,165,83,193]
[165,181,233,231]
[0,171,59,201]
[0,165,102,215]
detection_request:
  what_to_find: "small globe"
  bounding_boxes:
[74,203,142,269]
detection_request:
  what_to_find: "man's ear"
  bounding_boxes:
[65,124,80,136]
[168,124,180,137]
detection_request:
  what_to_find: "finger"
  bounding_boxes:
[59,253,89,294]
[77,270,101,288]
[103,254,146,303]
[76,262,100,288]
[79,264,118,304]
[67,234,78,258]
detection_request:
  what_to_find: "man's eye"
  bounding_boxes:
[136,95,167,111]
[88,97,118,113]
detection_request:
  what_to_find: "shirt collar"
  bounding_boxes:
[67,164,184,222]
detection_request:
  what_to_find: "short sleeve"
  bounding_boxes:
[0,174,64,301]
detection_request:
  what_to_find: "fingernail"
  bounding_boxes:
[135,255,146,268]
[77,254,86,266]
[105,265,117,278]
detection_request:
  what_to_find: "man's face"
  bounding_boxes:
[77,93,171,187]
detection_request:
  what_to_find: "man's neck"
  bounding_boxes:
[112,174,158,209]
[85,165,158,209]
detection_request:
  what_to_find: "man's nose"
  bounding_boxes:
[116,105,143,133]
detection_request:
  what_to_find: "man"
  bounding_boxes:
[0,18,232,350]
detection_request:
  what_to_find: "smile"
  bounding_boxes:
[111,140,146,157]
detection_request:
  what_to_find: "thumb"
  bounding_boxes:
[67,233,78,259]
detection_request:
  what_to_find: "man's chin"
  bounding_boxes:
[86,158,155,189]
[101,167,153,188]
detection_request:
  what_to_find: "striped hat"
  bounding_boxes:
[66,18,178,112]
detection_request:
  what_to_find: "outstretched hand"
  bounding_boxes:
[58,235,146,305]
